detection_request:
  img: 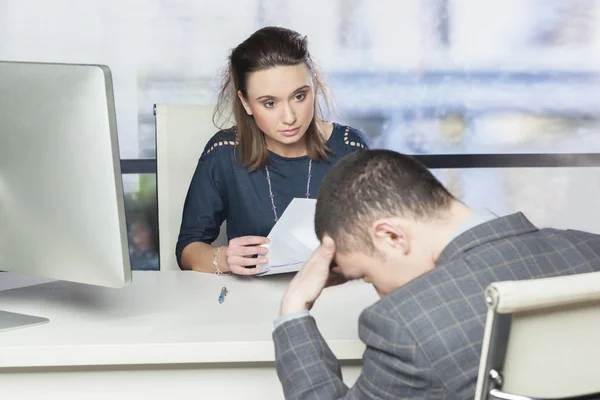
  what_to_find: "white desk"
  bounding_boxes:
[0,271,378,399]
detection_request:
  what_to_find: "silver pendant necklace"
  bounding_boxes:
[265,159,312,222]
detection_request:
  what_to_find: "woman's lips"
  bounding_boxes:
[280,127,300,137]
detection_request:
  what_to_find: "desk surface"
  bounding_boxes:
[0,271,378,368]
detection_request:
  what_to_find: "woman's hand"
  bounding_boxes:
[225,236,269,275]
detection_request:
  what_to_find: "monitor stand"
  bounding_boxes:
[0,310,49,333]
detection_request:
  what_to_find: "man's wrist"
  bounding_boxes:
[280,296,310,316]
[273,309,311,329]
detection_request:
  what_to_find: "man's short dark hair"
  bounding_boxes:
[315,150,455,253]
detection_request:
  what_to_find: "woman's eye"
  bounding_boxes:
[295,93,306,101]
[264,101,275,108]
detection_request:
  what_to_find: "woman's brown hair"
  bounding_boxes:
[213,26,333,171]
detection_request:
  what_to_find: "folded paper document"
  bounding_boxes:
[256,198,320,276]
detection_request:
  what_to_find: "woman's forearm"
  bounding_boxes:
[180,242,229,273]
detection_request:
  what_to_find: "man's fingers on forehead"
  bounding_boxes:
[319,245,334,257]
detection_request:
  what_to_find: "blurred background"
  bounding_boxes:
[2,0,600,270]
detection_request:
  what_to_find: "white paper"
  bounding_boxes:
[256,198,320,276]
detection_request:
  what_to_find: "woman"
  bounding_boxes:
[177,26,369,274]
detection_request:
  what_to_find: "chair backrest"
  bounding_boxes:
[475,271,600,400]
[155,104,227,272]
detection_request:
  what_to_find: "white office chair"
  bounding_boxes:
[475,271,600,400]
[155,104,228,272]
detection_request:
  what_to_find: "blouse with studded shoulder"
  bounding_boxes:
[175,122,369,268]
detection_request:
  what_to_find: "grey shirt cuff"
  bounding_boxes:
[273,310,310,330]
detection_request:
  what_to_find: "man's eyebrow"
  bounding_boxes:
[255,85,310,101]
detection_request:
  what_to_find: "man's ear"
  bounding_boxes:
[371,219,409,255]
[237,90,253,116]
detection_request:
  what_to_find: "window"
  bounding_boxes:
[122,174,159,271]
[3,0,599,269]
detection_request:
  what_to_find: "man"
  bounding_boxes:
[272,150,600,399]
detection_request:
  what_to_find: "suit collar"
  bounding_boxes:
[436,212,539,265]
[449,209,498,242]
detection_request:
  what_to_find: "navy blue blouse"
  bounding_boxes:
[176,122,369,267]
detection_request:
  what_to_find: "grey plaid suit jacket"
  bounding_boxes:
[273,212,600,399]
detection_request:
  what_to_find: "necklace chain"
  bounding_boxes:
[265,159,312,222]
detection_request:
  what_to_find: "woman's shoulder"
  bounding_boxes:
[201,127,239,159]
[329,122,369,151]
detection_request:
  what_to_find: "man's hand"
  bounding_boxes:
[280,236,345,315]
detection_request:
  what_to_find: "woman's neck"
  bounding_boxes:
[266,135,308,158]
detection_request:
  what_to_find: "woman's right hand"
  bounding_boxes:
[225,236,269,275]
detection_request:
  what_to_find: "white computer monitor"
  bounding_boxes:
[0,61,132,332]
